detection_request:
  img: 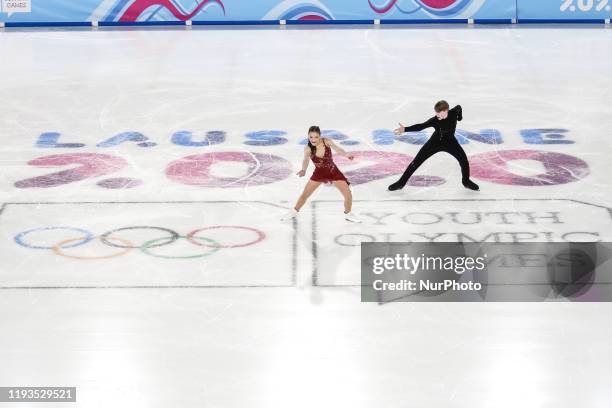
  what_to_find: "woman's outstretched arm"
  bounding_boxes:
[325,138,354,159]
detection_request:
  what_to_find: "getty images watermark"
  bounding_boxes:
[361,242,612,302]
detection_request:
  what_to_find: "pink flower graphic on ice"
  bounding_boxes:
[368,0,486,17]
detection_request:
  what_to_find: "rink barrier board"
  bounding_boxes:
[516,18,608,24]
[3,21,92,27]
[285,19,375,24]
[379,18,468,24]
[192,20,280,26]
[2,19,609,28]
[98,20,186,26]
[472,18,514,24]
[1,0,610,25]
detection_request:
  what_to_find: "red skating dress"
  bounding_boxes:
[310,143,350,185]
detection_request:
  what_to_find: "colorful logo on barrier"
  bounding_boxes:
[263,0,335,20]
[368,0,484,17]
[92,0,333,22]
[120,0,225,22]
[92,0,225,22]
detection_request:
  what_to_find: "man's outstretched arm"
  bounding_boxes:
[451,105,463,121]
[395,117,436,134]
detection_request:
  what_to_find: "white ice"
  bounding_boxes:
[1,25,612,407]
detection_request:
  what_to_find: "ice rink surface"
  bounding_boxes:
[1,25,612,407]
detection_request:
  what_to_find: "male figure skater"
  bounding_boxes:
[388,100,480,191]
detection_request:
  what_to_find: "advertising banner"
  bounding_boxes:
[0,0,516,23]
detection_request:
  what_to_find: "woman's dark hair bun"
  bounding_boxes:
[308,126,321,135]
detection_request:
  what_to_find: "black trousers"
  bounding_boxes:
[395,137,471,187]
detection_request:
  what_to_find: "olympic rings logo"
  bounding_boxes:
[14,225,266,260]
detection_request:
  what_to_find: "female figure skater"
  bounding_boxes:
[388,100,480,191]
[282,126,361,223]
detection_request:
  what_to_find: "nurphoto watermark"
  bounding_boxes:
[361,242,612,302]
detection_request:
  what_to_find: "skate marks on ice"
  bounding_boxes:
[2,198,611,290]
